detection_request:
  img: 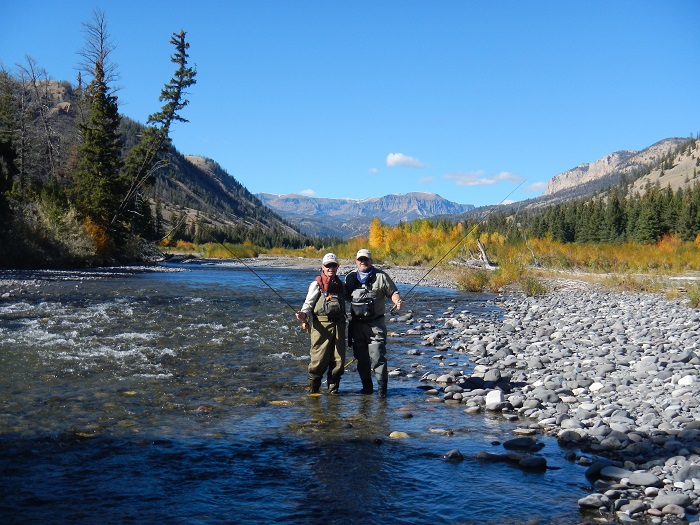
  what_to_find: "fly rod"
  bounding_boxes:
[195,222,299,315]
[400,179,527,303]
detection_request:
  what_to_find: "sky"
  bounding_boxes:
[2,1,699,207]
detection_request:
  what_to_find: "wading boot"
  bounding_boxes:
[358,368,374,394]
[307,378,321,393]
[327,380,340,395]
[360,378,374,395]
[377,380,387,398]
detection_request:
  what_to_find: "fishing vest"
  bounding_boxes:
[346,270,380,321]
[313,276,345,321]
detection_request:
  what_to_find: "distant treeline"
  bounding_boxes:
[164,209,340,250]
[490,177,700,245]
[356,139,700,269]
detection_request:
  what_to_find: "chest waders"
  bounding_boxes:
[307,281,346,394]
[347,271,389,397]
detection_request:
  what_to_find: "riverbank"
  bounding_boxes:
[240,255,700,522]
[2,258,699,523]
[392,280,700,524]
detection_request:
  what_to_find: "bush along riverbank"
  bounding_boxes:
[394,282,700,524]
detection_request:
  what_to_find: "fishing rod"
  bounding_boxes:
[196,222,299,315]
[400,179,527,303]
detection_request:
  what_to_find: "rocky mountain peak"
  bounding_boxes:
[545,138,686,196]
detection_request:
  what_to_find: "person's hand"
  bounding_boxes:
[295,311,307,322]
[392,299,402,312]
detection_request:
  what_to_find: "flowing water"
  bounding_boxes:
[0,262,592,524]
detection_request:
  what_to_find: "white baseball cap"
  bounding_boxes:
[356,249,372,259]
[322,253,338,265]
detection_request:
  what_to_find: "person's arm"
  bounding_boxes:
[383,273,401,310]
[391,291,402,311]
[296,281,321,321]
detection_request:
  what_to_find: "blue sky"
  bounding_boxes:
[2,1,698,207]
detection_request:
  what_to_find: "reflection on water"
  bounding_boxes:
[0,263,588,524]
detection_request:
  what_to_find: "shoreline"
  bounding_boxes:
[396,280,700,523]
[2,258,700,522]
[231,255,700,521]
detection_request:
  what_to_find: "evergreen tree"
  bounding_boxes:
[633,192,663,243]
[625,200,640,242]
[662,185,683,235]
[153,197,164,240]
[0,70,18,197]
[602,193,626,243]
[679,184,700,241]
[115,31,197,233]
[0,70,18,236]
[70,11,126,254]
[71,60,124,230]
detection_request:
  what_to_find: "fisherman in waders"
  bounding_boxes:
[295,253,347,394]
[344,249,402,397]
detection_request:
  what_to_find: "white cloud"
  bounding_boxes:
[418,176,435,184]
[298,189,316,197]
[444,170,522,187]
[524,181,548,193]
[386,152,424,168]
[369,167,378,173]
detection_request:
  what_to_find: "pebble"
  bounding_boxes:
[394,278,700,520]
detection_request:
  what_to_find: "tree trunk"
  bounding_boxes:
[476,240,495,269]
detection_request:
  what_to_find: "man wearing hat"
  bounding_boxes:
[296,253,346,394]
[344,248,402,397]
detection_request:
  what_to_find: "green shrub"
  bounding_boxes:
[602,274,663,293]
[456,269,491,292]
[520,276,548,297]
[688,283,700,308]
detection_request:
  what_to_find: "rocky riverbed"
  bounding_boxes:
[4,257,700,524]
[251,255,700,523]
[388,279,700,524]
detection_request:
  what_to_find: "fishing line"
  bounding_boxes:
[196,222,299,314]
[400,179,527,303]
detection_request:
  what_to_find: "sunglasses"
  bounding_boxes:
[324,263,338,268]
[357,257,369,262]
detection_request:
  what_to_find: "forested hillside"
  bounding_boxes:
[489,137,700,244]
[357,137,700,273]
[0,16,312,269]
[150,154,309,248]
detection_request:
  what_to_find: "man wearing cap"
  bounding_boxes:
[295,253,346,394]
[344,248,402,397]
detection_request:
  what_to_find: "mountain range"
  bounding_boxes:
[256,192,474,238]
[23,81,697,243]
[167,134,695,240]
[160,134,697,241]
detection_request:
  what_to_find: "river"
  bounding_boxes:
[0,261,592,524]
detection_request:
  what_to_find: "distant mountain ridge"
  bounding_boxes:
[544,138,687,196]
[257,192,475,238]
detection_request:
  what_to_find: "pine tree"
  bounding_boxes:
[0,70,18,235]
[69,11,126,257]
[0,69,18,196]
[679,185,700,241]
[603,193,626,242]
[71,59,124,230]
[634,193,662,243]
[115,31,197,233]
